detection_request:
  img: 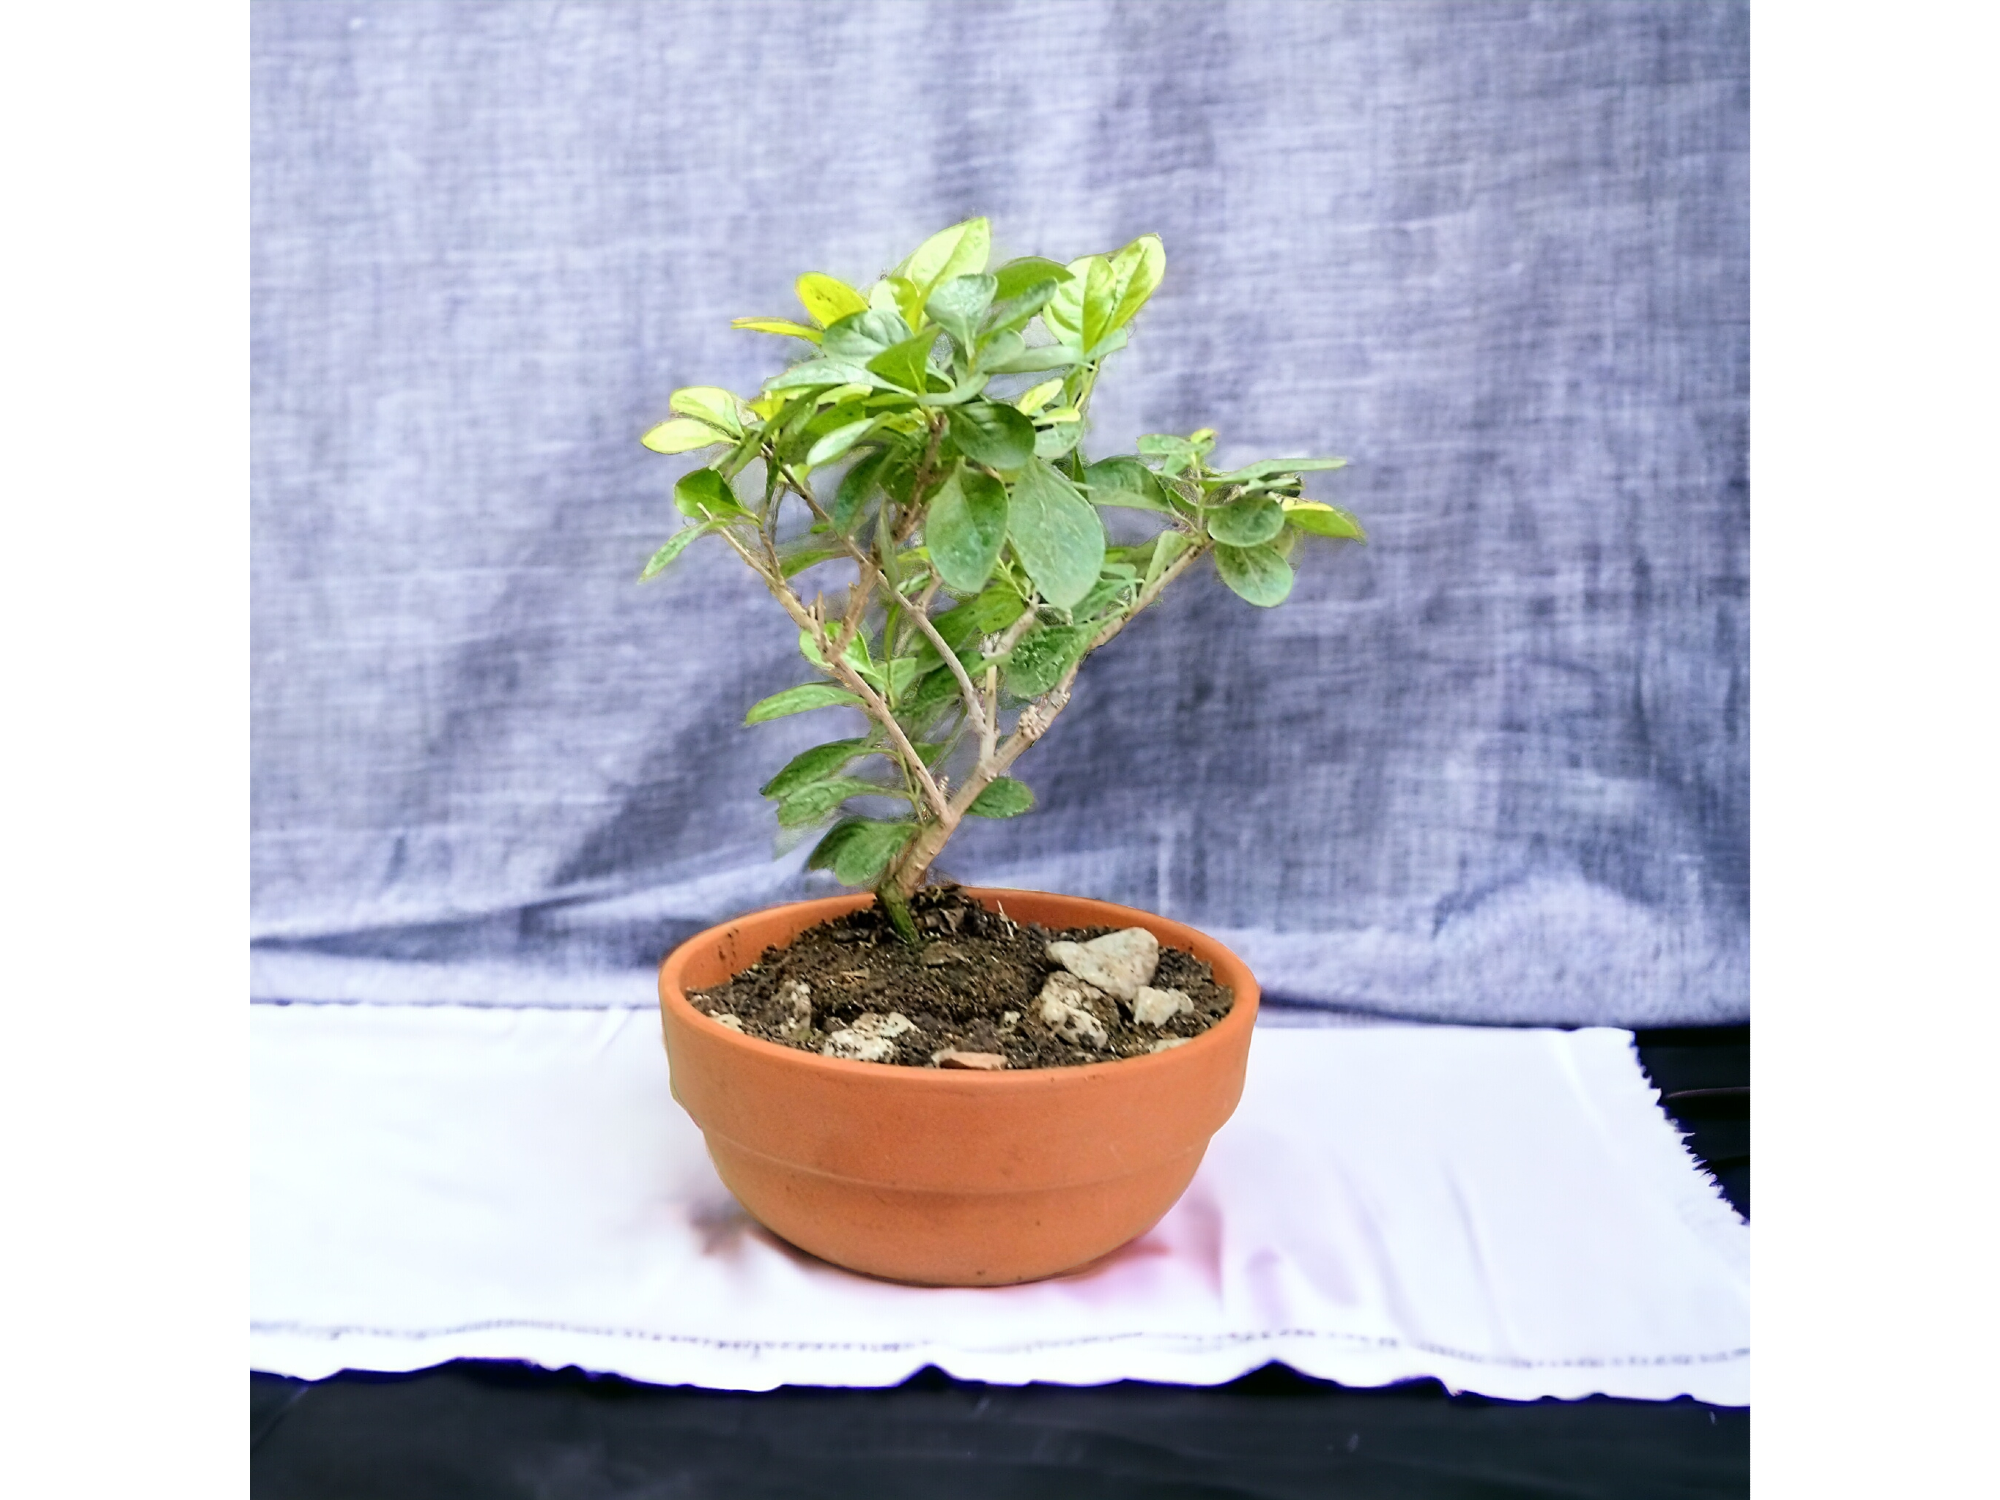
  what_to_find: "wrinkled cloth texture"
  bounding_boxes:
[251,1,1749,1025]
[250,1008,1750,1402]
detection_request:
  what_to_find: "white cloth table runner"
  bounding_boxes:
[250,1006,1748,1403]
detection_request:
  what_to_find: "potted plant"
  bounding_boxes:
[642,219,1365,1285]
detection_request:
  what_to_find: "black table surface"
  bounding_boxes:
[252,1024,1749,1499]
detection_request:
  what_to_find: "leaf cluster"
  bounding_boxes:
[636,219,1364,893]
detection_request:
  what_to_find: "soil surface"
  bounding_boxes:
[688,885,1234,1069]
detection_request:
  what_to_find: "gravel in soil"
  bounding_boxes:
[687,885,1234,1069]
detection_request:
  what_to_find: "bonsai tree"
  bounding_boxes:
[640,219,1364,943]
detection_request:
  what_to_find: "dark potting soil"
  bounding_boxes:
[687,885,1233,1069]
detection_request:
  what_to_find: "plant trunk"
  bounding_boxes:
[874,878,922,946]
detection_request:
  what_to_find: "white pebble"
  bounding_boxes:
[1132,986,1194,1027]
[1047,927,1160,1002]
[775,979,813,1041]
[821,1010,915,1063]
[1037,972,1110,1049]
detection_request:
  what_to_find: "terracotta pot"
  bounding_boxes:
[657,887,1260,1286]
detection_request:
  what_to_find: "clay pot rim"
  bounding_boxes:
[657,886,1259,1087]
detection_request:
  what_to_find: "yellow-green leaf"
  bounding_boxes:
[1081,255,1120,352]
[731,316,822,343]
[1106,233,1166,333]
[641,417,728,455]
[796,273,870,328]
[895,217,992,299]
[1015,378,1065,415]
[668,386,742,436]
[638,521,720,580]
[1042,255,1100,347]
[1282,500,1367,541]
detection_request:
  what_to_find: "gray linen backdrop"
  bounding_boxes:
[251,1,1748,1026]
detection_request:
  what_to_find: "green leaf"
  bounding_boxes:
[1142,529,1193,594]
[857,655,923,700]
[778,545,842,578]
[777,776,897,828]
[926,467,1009,595]
[745,682,866,725]
[1281,501,1367,540]
[1006,458,1104,609]
[979,278,1060,338]
[673,467,751,520]
[821,308,913,361]
[865,332,942,393]
[807,818,917,887]
[1080,328,1130,362]
[933,582,1026,649]
[1105,234,1165,333]
[1137,432,1198,477]
[926,274,997,348]
[1213,542,1295,606]
[1080,254,1121,353]
[805,417,878,470]
[638,521,720,581]
[916,372,993,409]
[1082,456,1174,512]
[966,778,1035,818]
[945,400,1037,471]
[991,257,1072,301]
[1003,624,1091,698]
[732,316,822,343]
[1033,419,1082,459]
[764,358,882,393]
[833,449,890,532]
[1214,456,1348,483]
[797,626,870,674]
[892,665,963,735]
[1206,493,1285,546]
[796,272,870,327]
[1072,580,1131,626]
[761,739,871,799]
[641,417,728,455]
[976,340,1072,376]
[895,217,991,298]
[668,387,743,436]
[718,431,763,480]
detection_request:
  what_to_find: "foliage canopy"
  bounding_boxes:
[640,220,1364,936]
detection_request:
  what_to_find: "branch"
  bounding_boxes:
[716,527,951,824]
[1078,530,1209,660]
[895,418,950,545]
[900,596,989,736]
[777,462,876,664]
[991,599,1043,659]
[972,535,1208,801]
[791,469,989,736]
[882,539,1205,900]
[980,662,999,764]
